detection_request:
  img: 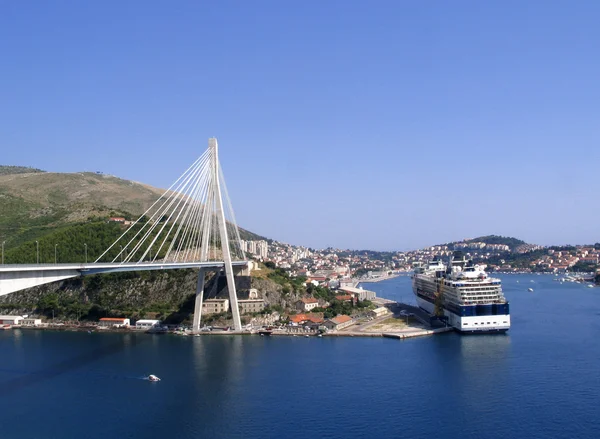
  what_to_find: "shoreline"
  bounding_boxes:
[353,273,405,286]
[10,325,454,339]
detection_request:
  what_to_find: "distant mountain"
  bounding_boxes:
[0,167,264,249]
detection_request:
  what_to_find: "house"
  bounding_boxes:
[296,298,319,312]
[22,318,42,326]
[0,315,24,326]
[202,298,229,315]
[335,294,353,303]
[135,319,162,329]
[323,315,354,331]
[98,317,130,328]
[108,217,126,223]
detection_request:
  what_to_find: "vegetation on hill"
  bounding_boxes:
[483,249,547,269]
[0,168,264,250]
[467,235,526,249]
[0,165,45,175]
[3,221,125,264]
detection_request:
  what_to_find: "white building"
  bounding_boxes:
[296,298,319,312]
[22,318,42,326]
[338,286,376,301]
[256,240,268,259]
[0,315,24,326]
[135,319,161,329]
[98,317,130,327]
[369,307,388,318]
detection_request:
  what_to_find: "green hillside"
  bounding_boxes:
[465,235,526,250]
[0,167,264,250]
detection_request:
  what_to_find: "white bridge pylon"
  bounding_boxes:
[96,137,246,331]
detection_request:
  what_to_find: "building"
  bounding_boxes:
[369,307,388,319]
[288,313,325,325]
[98,317,130,327]
[256,240,268,259]
[202,298,230,315]
[0,315,24,326]
[22,318,42,326]
[339,279,355,288]
[323,315,354,331]
[338,286,376,301]
[335,295,353,303]
[135,319,162,329]
[238,299,266,314]
[296,298,319,312]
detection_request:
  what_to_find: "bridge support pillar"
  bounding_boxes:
[209,138,242,331]
[192,268,206,332]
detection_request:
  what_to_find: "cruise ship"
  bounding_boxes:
[412,252,510,333]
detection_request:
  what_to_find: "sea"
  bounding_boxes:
[1,274,599,439]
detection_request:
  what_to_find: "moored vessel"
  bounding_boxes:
[412,252,510,333]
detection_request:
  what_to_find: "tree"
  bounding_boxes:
[38,293,60,316]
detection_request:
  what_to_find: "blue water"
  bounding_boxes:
[1,275,599,439]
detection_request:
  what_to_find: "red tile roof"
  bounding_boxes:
[289,312,324,324]
[301,298,319,304]
[331,315,352,324]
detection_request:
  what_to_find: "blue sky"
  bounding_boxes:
[1,1,599,250]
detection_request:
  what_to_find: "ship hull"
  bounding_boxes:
[413,279,510,334]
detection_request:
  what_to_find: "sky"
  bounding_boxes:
[1,1,599,250]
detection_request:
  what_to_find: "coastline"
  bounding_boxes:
[353,273,405,287]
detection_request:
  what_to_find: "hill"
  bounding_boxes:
[445,235,527,252]
[0,168,263,248]
[0,165,45,176]
[465,235,526,251]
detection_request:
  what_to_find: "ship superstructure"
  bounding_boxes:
[412,252,510,333]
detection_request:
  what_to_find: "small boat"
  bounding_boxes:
[304,334,309,338]
[587,284,594,288]
[148,374,161,382]
[258,329,273,336]
[528,288,534,292]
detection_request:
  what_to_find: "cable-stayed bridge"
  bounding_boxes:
[0,138,249,331]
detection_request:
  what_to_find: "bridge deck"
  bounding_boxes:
[0,261,248,273]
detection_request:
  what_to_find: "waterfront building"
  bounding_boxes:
[135,319,161,329]
[98,318,130,328]
[21,318,42,326]
[369,307,388,319]
[296,298,319,312]
[338,286,376,301]
[323,315,353,331]
[0,315,24,326]
[289,313,324,325]
[202,298,230,315]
